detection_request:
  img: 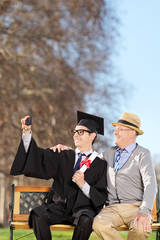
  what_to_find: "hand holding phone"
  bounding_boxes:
[25,116,33,126]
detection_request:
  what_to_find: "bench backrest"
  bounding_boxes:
[11,184,159,222]
[12,185,51,221]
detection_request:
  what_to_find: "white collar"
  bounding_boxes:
[75,147,93,156]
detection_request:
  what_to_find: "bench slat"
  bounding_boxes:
[13,214,29,221]
[14,186,51,192]
[10,222,160,231]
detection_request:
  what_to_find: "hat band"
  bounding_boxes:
[118,119,139,129]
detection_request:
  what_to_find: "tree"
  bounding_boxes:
[0,0,124,225]
[0,0,122,171]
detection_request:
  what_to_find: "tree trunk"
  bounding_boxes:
[0,172,6,226]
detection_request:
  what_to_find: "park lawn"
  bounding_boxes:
[0,227,156,240]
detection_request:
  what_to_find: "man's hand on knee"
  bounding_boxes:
[133,213,151,232]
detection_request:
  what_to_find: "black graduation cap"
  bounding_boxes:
[77,111,104,135]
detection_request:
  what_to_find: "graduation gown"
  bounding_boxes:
[10,138,107,227]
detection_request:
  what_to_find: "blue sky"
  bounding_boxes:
[112,0,160,160]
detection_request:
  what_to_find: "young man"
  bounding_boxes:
[10,111,107,240]
[52,112,157,240]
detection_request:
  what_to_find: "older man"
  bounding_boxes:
[92,112,157,240]
[52,112,157,240]
[10,111,107,240]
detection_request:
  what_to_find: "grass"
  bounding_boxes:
[0,227,156,240]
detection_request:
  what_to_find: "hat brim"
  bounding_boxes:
[112,122,144,135]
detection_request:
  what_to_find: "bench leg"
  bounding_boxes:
[156,230,160,240]
[10,226,13,240]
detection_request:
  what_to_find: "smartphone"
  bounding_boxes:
[25,116,33,126]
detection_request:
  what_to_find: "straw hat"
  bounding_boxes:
[112,112,144,135]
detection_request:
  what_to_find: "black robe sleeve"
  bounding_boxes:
[89,158,107,212]
[10,138,60,180]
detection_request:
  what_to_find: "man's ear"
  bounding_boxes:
[90,132,96,141]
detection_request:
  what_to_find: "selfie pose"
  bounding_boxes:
[10,111,107,240]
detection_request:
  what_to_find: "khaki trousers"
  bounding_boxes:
[92,202,152,240]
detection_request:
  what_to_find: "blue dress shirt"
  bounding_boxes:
[114,143,136,170]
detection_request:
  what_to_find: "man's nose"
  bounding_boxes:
[114,129,118,135]
[74,132,79,137]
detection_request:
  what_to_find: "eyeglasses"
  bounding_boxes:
[114,128,133,133]
[71,129,92,136]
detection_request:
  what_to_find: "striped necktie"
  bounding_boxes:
[73,153,85,174]
[114,148,123,172]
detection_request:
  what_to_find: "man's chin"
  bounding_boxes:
[115,142,120,148]
[75,142,80,147]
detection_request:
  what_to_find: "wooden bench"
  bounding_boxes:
[9,184,160,240]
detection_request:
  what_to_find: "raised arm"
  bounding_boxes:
[10,115,60,179]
